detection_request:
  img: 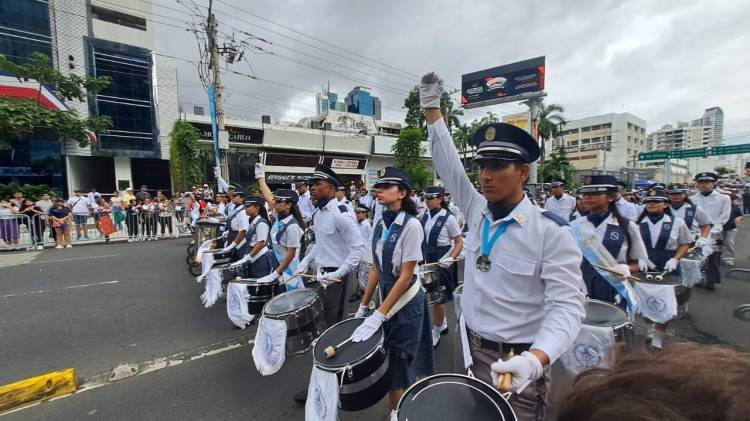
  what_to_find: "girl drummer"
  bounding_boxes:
[352,167,434,418]
[257,178,305,290]
[577,175,649,304]
[637,190,692,349]
[420,186,463,347]
[241,195,276,278]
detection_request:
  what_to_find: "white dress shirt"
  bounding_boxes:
[670,203,713,235]
[544,194,576,220]
[372,212,424,277]
[640,214,692,251]
[247,217,269,259]
[616,196,639,220]
[447,202,465,226]
[428,118,585,362]
[582,213,649,263]
[357,218,373,246]
[300,198,365,275]
[691,190,731,234]
[297,190,314,220]
[422,208,461,247]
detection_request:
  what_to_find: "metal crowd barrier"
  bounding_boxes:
[29,210,192,249]
[0,214,35,251]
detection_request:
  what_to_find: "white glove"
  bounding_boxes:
[257,271,279,284]
[254,163,265,180]
[490,351,544,393]
[351,311,386,342]
[213,166,220,179]
[701,245,714,258]
[664,258,679,273]
[222,242,236,252]
[297,254,312,274]
[318,270,343,289]
[419,72,443,109]
[612,264,631,279]
[695,237,710,248]
[354,304,369,318]
[638,259,654,273]
[438,257,454,269]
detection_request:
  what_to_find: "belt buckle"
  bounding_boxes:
[468,330,482,348]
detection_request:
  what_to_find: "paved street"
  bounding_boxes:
[1,223,748,420]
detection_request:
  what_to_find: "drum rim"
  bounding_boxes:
[584,298,632,329]
[262,288,320,318]
[396,373,515,421]
[312,317,385,371]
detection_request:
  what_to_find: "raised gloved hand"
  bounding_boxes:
[638,259,654,273]
[612,264,631,279]
[318,270,343,289]
[351,310,386,342]
[695,237,711,248]
[664,258,679,273]
[419,72,443,109]
[213,166,221,179]
[490,351,544,393]
[438,257,454,269]
[354,304,369,318]
[222,242,236,252]
[254,163,265,180]
[257,271,279,284]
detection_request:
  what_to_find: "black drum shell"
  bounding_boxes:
[248,295,272,315]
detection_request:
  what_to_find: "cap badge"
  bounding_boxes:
[650,190,656,196]
[485,126,496,141]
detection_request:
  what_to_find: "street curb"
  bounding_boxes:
[0,369,77,413]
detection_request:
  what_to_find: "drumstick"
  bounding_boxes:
[324,337,353,358]
[498,348,514,392]
[298,273,342,283]
[591,264,640,282]
[421,257,462,268]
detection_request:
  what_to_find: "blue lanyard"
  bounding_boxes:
[482,217,514,257]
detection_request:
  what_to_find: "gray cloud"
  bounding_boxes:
[153,0,750,142]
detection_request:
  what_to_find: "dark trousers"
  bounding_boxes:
[158,216,172,234]
[126,214,139,237]
[705,251,722,286]
[320,267,349,327]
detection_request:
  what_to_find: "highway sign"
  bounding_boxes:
[711,144,750,156]
[638,151,669,161]
[671,148,708,159]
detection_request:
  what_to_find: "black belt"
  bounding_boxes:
[465,327,531,354]
[320,267,338,273]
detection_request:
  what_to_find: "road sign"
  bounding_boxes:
[671,148,708,159]
[711,144,750,156]
[638,151,669,161]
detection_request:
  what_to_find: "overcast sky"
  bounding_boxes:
[153,0,750,144]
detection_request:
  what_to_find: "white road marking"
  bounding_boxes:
[1,281,119,298]
[31,254,121,264]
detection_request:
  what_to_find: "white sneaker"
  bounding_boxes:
[55,245,63,249]
[36,245,44,250]
[66,244,72,248]
[432,326,441,347]
[127,238,133,243]
[440,319,448,335]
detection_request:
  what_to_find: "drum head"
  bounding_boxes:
[638,272,681,286]
[397,374,515,421]
[584,299,628,327]
[264,288,317,315]
[313,318,383,370]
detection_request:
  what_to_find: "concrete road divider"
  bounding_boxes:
[0,368,77,413]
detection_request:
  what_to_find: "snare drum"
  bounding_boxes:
[396,373,516,421]
[217,262,250,283]
[639,271,686,298]
[584,299,632,343]
[263,288,325,356]
[232,278,283,315]
[418,265,442,305]
[453,283,463,319]
[203,249,234,266]
[313,318,390,411]
[680,250,705,287]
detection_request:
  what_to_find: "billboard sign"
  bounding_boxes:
[461,56,545,108]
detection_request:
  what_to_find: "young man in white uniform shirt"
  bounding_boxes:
[296,181,314,223]
[615,181,638,221]
[544,179,576,220]
[420,72,585,420]
[691,172,731,290]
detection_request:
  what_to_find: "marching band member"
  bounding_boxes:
[221,191,249,260]
[544,179,576,220]
[420,72,585,420]
[637,190,692,349]
[285,163,364,404]
[420,186,464,347]
[615,180,639,221]
[353,167,434,419]
[569,194,587,221]
[335,186,356,219]
[296,181,314,224]
[577,175,649,304]
[255,176,306,291]
[348,202,373,303]
[241,195,275,278]
[691,172,731,290]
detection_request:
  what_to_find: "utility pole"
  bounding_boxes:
[207,0,228,183]
[526,97,541,184]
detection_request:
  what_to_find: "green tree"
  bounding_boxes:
[170,120,204,192]
[403,87,460,131]
[537,102,567,163]
[539,150,575,186]
[0,52,112,150]
[392,127,431,190]
[714,165,735,176]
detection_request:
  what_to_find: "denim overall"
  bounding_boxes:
[581,223,626,303]
[640,217,675,271]
[373,214,435,390]
[420,210,457,303]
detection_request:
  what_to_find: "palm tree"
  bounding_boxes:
[537,103,567,163]
[440,92,461,131]
[539,150,575,186]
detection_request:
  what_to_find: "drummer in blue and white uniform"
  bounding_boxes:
[352,167,434,419]
[636,189,692,349]
[691,172,731,290]
[419,72,585,420]
[254,180,306,291]
[420,186,464,347]
[240,195,276,278]
[348,202,374,303]
[544,179,576,220]
[335,186,356,220]
[221,191,249,260]
[576,175,649,304]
